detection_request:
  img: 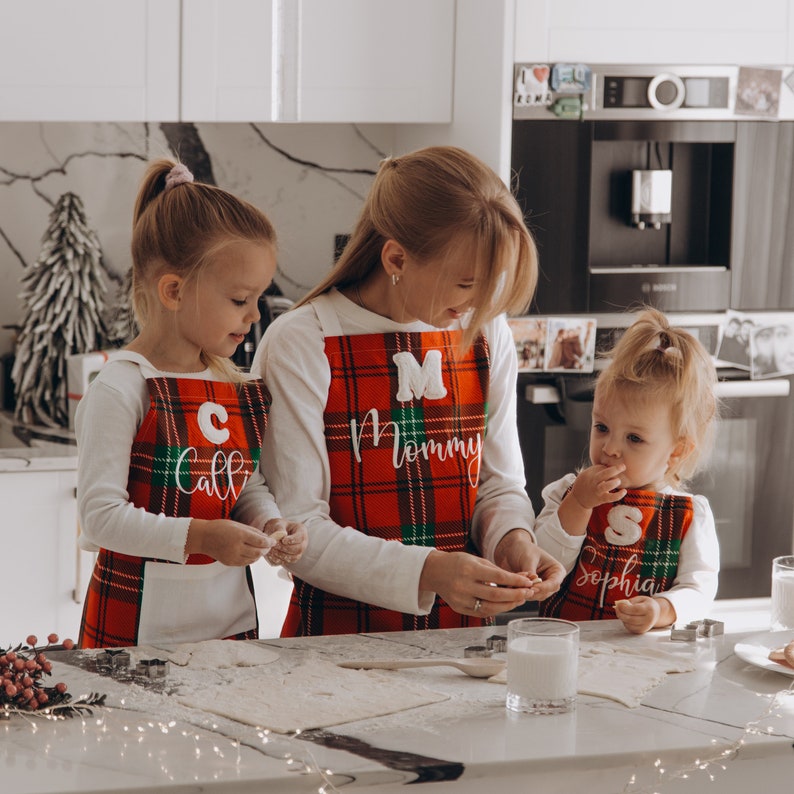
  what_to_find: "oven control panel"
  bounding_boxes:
[514,63,794,120]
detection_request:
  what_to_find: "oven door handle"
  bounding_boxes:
[526,379,790,403]
[715,379,790,398]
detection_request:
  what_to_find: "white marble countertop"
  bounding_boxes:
[2,598,792,794]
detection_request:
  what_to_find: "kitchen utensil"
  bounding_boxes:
[337,657,506,678]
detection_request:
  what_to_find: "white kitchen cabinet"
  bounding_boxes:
[0,466,89,647]
[0,0,453,123]
[0,0,180,121]
[514,0,794,65]
[181,0,454,122]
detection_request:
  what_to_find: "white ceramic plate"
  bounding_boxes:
[733,630,794,677]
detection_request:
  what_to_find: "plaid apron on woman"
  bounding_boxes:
[282,301,491,636]
[539,489,694,621]
[79,374,270,648]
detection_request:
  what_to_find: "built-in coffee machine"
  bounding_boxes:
[511,64,794,315]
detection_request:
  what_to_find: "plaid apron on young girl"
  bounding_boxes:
[79,371,270,648]
[539,489,694,621]
[282,298,491,636]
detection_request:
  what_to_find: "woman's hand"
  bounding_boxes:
[419,550,538,618]
[493,529,565,600]
[262,518,308,565]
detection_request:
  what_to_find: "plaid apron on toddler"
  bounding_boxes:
[79,374,270,648]
[283,303,491,636]
[539,489,694,621]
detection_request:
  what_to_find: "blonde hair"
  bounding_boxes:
[297,146,538,349]
[131,158,276,380]
[595,307,719,487]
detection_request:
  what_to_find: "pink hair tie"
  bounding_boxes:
[164,163,194,192]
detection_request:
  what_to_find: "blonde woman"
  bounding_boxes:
[254,146,565,637]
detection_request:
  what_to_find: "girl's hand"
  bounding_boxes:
[262,518,308,565]
[419,550,537,618]
[570,464,627,509]
[186,518,275,566]
[614,596,675,634]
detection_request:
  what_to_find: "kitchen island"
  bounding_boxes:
[2,598,792,794]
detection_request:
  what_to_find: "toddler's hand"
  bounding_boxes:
[570,464,627,509]
[614,596,660,634]
[263,518,308,566]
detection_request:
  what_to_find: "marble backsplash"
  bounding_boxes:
[0,121,394,357]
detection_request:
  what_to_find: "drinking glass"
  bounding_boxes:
[771,555,794,630]
[505,617,579,714]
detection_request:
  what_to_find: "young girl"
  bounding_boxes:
[534,307,720,633]
[77,159,307,648]
[253,145,565,637]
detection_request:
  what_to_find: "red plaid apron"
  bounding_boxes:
[283,317,491,636]
[539,489,694,621]
[79,375,271,648]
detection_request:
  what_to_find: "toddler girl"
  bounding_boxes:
[535,307,720,633]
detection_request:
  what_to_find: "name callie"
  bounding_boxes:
[175,447,251,500]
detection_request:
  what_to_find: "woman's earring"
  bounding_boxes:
[392,273,400,286]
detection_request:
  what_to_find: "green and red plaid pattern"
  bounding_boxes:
[539,489,694,622]
[283,329,492,636]
[79,377,270,648]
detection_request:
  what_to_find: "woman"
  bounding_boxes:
[254,146,564,636]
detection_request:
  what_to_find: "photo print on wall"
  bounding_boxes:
[508,316,596,374]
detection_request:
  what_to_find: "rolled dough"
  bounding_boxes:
[177,659,449,733]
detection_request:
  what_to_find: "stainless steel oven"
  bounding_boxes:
[516,313,794,599]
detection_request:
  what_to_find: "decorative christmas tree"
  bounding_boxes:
[103,266,138,348]
[12,193,109,427]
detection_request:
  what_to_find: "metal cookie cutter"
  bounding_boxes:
[696,619,725,637]
[96,649,131,672]
[670,618,725,641]
[136,658,170,680]
[486,634,508,653]
[670,625,698,642]
[464,645,492,658]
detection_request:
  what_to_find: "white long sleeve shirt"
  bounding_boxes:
[533,473,720,624]
[252,289,535,615]
[75,352,282,562]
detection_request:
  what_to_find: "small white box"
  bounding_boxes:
[66,350,123,429]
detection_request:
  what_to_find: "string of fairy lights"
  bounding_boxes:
[621,680,794,793]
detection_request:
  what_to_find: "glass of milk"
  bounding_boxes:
[771,555,794,630]
[506,617,579,714]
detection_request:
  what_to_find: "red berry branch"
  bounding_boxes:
[1,633,105,718]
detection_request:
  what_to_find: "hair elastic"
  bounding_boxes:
[164,163,194,192]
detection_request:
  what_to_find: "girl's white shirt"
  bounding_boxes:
[534,473,720,625]
[252,288,534,616]
[75,351,281,562]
